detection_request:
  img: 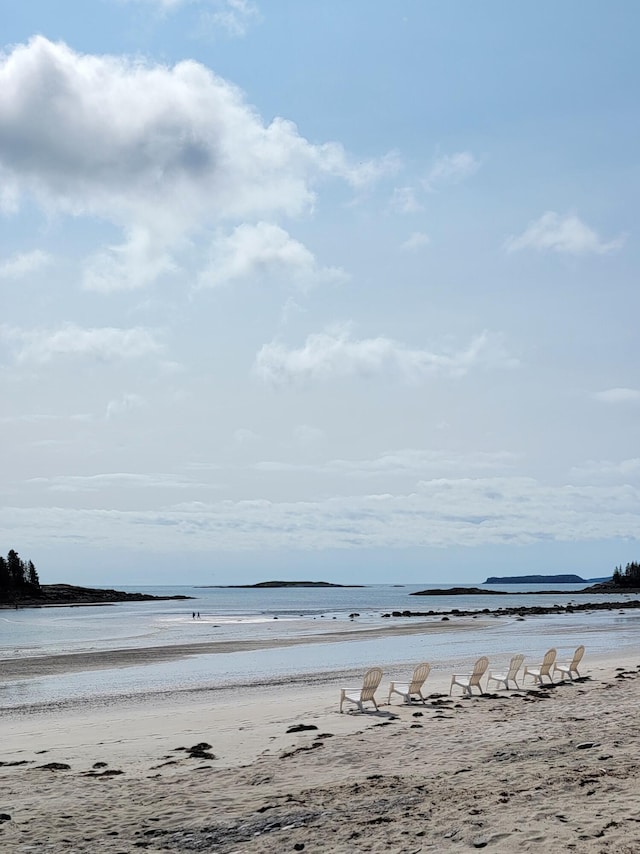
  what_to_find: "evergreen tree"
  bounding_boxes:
[7,549,22,585]
[612,561,640,587]
[28,561,40,589]
[0,551,42,600]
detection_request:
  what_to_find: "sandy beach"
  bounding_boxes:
[2,647,640,853]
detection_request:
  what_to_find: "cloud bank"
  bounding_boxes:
[255,327,516,385]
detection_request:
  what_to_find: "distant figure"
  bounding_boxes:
[197,612,201,619]
[192,611,195,619]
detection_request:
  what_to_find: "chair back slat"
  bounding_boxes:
[409,662,431,693]
[540,648,556,674]
[360,667,383,701]
[470,656,489,684]
[507,654,525,680]
[572,645,585,667]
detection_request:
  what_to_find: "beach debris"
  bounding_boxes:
[614,670,637,679]
[0,760,31,766]
[0,814,11,823]
[84,768,125,778]
[293,844,305,851]
[38,762,71,771]
[143,809,320,849]
[576,742,599,750]
[286,724,318,734]
[92,761,108,768]
[188,743,216,760]
[280,742,324,759]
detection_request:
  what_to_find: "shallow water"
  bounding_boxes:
[1,583,638,709]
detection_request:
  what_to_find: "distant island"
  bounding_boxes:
[411,586,507,597]
[201,580,364,589]
[483,574,611,584]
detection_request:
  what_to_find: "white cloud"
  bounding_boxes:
[390,186,423,213]
[0,323,161,364]
[0,37,391,289]
[254,325,517,385]
[424,151,479,191]
[106,393,145,419]
[4,476,639,552]
[506,212,625,255]
[204,0,261,37]
[121,0,261,37]
[197,222,347,289]
[0,249,52,279]
[400,231,430,251]
[27,472,205,492]
[570,458,640,481]
[593,387,640,404]
[255,448,516,477]
[83,227,178,292]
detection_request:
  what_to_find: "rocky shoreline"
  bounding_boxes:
[383,598,640,619]
[0,583,192,609]
[411,580,640,596]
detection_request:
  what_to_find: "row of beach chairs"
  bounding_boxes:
[339,645,585,713]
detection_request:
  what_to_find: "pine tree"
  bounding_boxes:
[28,561,40,589]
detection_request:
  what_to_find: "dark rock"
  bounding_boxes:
[286,724,318,733]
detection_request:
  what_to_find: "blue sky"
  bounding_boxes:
[1,1,639,585]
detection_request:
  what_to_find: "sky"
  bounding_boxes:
[1,1,639,586]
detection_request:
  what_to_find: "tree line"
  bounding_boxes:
[0,550,41,601]
[612,561,640,588]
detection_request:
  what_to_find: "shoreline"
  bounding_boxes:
[0,617,487,680]
[2,650,640,851]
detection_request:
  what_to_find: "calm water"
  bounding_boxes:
[1,583,638,709]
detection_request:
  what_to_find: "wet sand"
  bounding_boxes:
[0,616,487,680]
[2,650,640,852]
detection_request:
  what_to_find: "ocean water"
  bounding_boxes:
[1,583,638,709]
